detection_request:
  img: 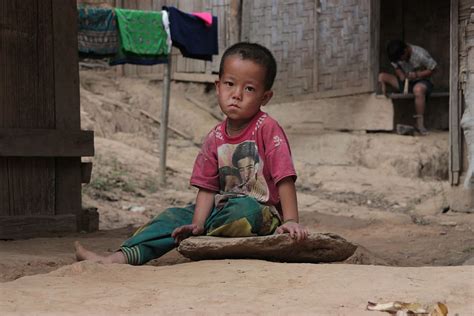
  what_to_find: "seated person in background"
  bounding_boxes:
[378,40,437,136]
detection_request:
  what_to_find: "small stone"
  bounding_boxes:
[129,206,146,213]
[440,221,457,227]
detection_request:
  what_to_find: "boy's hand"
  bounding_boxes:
[171,224,205,244]
[407,71,417,80]
[275,221,309,241]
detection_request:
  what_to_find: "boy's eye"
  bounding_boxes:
[245,86,255,92]
[224,81,233,87]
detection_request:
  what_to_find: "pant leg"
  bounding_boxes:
[120,205,195,265]
[205,196,280,237]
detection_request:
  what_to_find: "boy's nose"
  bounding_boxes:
[231,88,242,100]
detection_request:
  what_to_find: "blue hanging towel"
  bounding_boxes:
[77,6,119,57]
[163,6,218,61]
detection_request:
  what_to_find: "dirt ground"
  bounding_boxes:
[0,67,473,315]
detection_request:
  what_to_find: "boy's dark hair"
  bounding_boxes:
[219,42,277,90]
[387,40,407,63]
[232,141,259,167]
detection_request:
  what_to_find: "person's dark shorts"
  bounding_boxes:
[398,79,434,96]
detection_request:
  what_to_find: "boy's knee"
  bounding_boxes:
[379,72,387,82]
[413,84,426,96]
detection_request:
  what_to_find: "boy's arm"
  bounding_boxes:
[275,177,308,241]
[394,67,406,81]
[192,188,216,228]
[409,68,435,80]
[278,177,299,222]
[172,188,215,244]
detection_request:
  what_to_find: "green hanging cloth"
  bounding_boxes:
[114,8,168,56]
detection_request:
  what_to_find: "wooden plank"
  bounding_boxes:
[0,158,10,216]
[211,0,227,73]
[449,0,461,185]
[7,158,55,217]
[240,0,251,42]
[52,0,83,217]
[389,92,450,99]
[53,0,80,131]
[0,215,76,239]
[228,0,241,46]
[313,0,319,93]
[54,158,82,217]
[81,162,93,184]
[1,0,57,217]
[0,129,94,157]
[313,86,374,99]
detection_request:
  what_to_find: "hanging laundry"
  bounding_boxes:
[161,10,172,54]
[77,6,119,57]
[191,12,213,27]
[110,8,169,66]
[163,6,218,61]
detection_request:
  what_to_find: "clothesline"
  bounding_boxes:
[77,5,218,63]
[77,5,219,186]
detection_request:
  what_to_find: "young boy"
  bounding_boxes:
[378,40,437,135]
[75,42,308,265]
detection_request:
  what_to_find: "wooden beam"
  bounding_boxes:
[81,162,93,183]
[240,0,251,41]
[313,87,374,99]
[0,129,94,157]
[449,0,461,185]
[52,0,83,218]
[313,0,319,94]
[389,92,450,99]
[0,215,76,239]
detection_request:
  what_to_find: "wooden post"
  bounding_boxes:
[228,0,241,44]
[449,0,460,185]
[159,54,172,186]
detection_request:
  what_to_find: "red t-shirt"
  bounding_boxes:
[190,110,296,208]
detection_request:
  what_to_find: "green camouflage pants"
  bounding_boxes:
[120,196,280,265]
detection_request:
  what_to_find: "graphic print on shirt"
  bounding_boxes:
[217,141,269,202]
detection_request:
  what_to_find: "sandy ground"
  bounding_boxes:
[0,67,473,315]
[1,261,472,315]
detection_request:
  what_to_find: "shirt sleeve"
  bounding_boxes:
[419,47,437,70]
[391,62,400,69]
[262,120,297,185]
[190,130,220,192]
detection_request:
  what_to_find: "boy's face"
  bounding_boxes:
[400,47,410,61]
[215,56,273,126]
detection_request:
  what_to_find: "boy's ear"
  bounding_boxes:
[261,90,273,107]
[215,80,220,95]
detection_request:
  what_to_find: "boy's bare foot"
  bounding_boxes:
[75,241,105,262]
[74,241,126,264]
